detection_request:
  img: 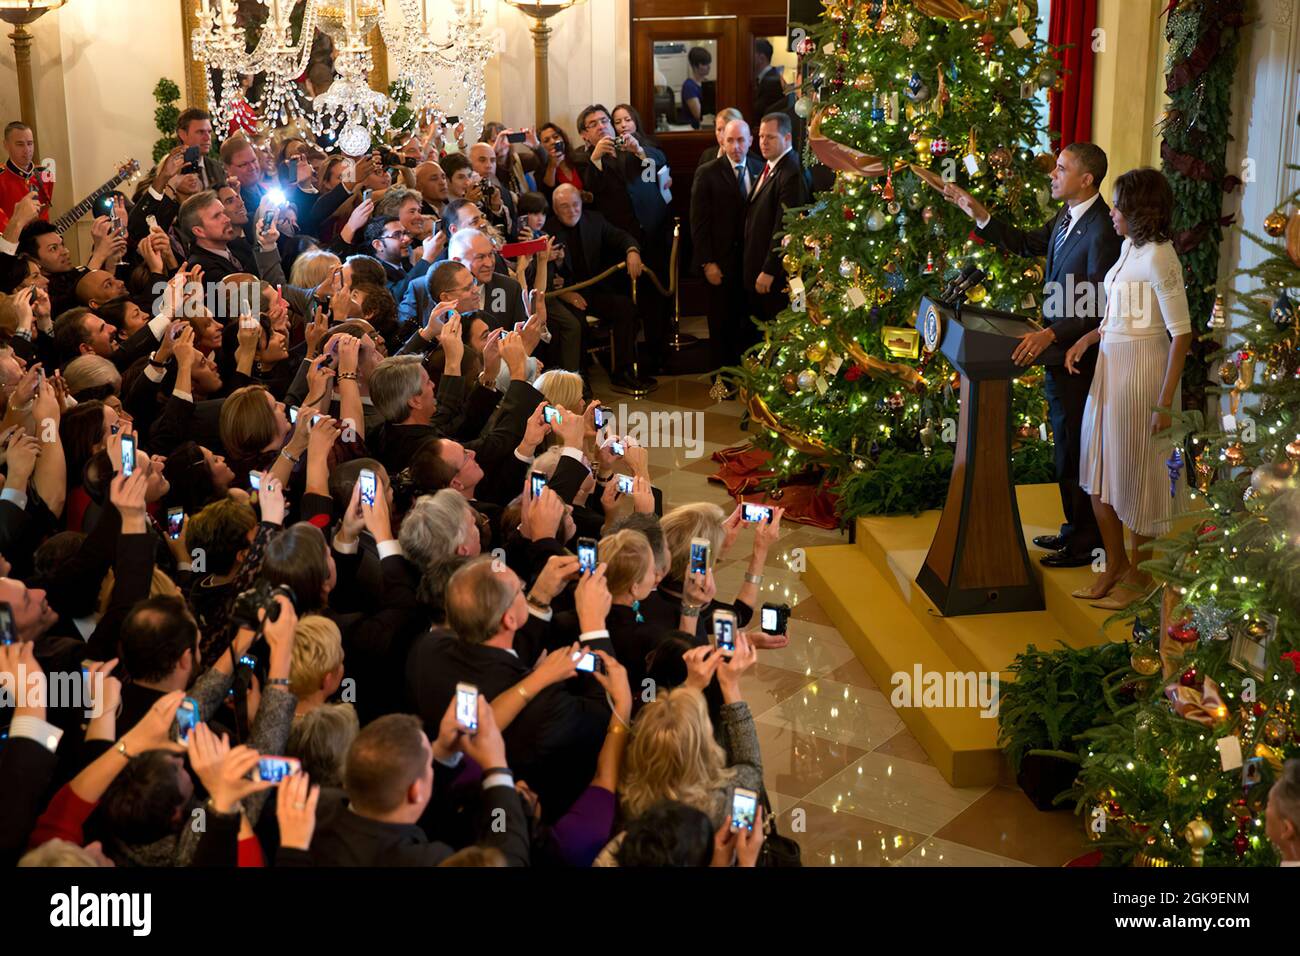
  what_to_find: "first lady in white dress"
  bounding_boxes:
[1064,167,1193,609]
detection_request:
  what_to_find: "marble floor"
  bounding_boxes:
[589,341,1090,867]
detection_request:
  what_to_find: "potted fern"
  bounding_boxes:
[998,641,1132,810]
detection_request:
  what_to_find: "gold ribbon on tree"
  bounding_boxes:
[840,336,929,393]
[1164,676,1227,727]
[913,0,983,20]
[742,390,830,456]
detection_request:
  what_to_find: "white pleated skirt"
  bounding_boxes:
[1079,335,1190,538]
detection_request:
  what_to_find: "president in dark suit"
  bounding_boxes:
[691,118,764,369]
[744,112,810,325]
[942,142,1122,568]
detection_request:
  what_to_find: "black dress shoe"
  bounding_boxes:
[1039,550,1093,568]
[1032,533,1069,551]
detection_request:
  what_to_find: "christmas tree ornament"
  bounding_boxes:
[1190,598,1230,641]
[1242,485,1265,511]
[1263,718,1288,746]
[1218,359,1239,385]
[783,253,802,275]
[1184,817,1213,868]
[922,251,937,274]
[908,190,924,209]
[921,205,936,224]
[930,137,949,156]
[920,419,936,457]
[899,22,920,50]
[1179,667,1199,687]
[1270,290,1296,330]
[781,373,798,395]
[709,378,729,402]
[805,341,828,363]
[989,146,1013,169]
[1224,442,1245,466]
[1263,210,1288,236]
[914,136,933,157]
[882,169,895,202]
[887,200,902,215]
[966,284,988,303]
[1208,294,1227,329]
[866,208,887,231]
[886,392,905,410]
[797,368,818,391]
[977,30,996,55]
[843,206,856,222]
[794,96,813,119]
[1233,833,1249,857]
[1166,447,1184,497]
[1250,461,1300,496]
[1037,65,1059,89]
[839,257,857,279]
[1285,438,1300,462]
[1131,646,1162,676]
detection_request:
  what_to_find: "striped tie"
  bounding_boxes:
[1054,214,1071,256]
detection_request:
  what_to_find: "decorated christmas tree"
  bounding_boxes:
[1072,189,1300,867]
[733,0,1063,517]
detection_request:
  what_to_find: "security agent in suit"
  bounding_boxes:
[942,142,1122,568]
[692,118,765,370]
[744,112,811,325]
[752,40,788,128]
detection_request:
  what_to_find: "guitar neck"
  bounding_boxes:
[53,170,133,235]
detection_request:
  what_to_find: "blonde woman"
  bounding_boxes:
[1065,168,1193,609]
[595,638,761,865]
[289,614,346,717]
[659,501,786,642]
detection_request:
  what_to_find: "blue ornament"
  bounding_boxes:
[870,106,885,122]
[884,270,907,291]
[1271,290,1297,330]
[908,71,923,93]
[1166,446,1184,497]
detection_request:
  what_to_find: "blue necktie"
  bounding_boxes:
[735,163,748,199]
[1054,214,1071,256]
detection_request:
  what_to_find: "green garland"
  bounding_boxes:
[1159,0,1246,408]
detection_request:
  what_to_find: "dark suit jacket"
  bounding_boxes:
[570,147,647,243]
[743,150,810,287]
[307,783,529,866]
[404,630,609,819]
[754,66,789,125]
[546,210,638,290]
[0,737,57,866]
[975,195,1123,359]
[692,155,764,274]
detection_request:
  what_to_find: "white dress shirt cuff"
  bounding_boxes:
[482,770,515,790]
[434,750,464,769]
[147,310,173,341]
[527,604,554,622]
[10,715,63,753]
[144,362,167,384]
[377,540,404,560]
[0,236,17,257]
[332,535,360,555]
[514,449,535,464]
[1,486,29,510]
[579,629,610,643]
[975,213,991,230]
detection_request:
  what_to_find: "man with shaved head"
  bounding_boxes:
[690,118,764,370]
[467,142,515,236]
[414,161,449,220]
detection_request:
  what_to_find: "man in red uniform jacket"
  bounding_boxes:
[0,122,53,226]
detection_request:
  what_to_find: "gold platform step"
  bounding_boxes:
[802,484,1130,789]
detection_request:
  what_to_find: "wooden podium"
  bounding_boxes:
[913,296,1064,616]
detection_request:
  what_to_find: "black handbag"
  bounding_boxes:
[757,788,802,867]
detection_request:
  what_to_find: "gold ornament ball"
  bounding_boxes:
[1225,442,1246,466]
[850,457,868,472]
[989,146,1013,169]
[781,373,798,395]
[914,137,933,157]
[966,283,988,304]
[783,253,802,275]
[1286,439,1300,462]
[796,368,818,391]
[1264,211,1288,237]
[1131,648,1161,676]
[1250,462,1300,496]
[1264,718,1289,745]
[805,342,828,363]
[1184,818,1214,848]
[1218,359,1239,385]
[1023,263,1045,283]
[803,234,820,251]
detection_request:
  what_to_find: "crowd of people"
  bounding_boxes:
[0,93,809,868]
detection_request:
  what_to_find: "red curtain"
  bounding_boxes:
[1048,0,1097,151]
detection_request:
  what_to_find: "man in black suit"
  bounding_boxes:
[942,142,1122,568]
[303,710,530,866]
[752,40,788,128]
[744,112,810,326]
[692,118,764,370]
[178,190,285,285]
[547,183,654,393]
[405,555,615,820]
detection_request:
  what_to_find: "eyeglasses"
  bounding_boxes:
[384,230,410,240]
[582,119,608,132]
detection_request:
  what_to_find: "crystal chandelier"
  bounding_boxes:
[189,0,495,147]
